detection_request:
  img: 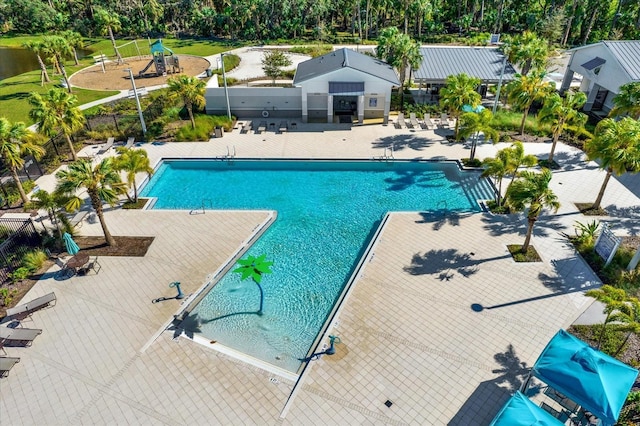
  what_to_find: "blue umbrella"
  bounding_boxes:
[63,232,80,256]
[462,104,486,113]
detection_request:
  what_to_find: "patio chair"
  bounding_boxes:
[78,257,101,276]
[0,327,42,349]
[422,113,435,130]
[0,357,20,378]
[278,121,288,133]
[5,292,57,321]
[242,121,252,133]
[395,113,406,129]
[98,137,115,154]
[124,137,135,149]
[440,113,450,128]
[257,121,267,133]
[409,113,419,128]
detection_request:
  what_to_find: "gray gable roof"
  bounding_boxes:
[603,41,640,81]
[414,46,516,83]
[293,48,400,85]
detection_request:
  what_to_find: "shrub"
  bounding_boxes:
[0,288,17,307]
[288,45,333,57]
[9,267,31,283]
[22,250,48,272]
[175,114,232,141]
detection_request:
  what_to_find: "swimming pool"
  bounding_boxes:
[140,159,493,372]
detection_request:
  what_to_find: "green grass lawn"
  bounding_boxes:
[1,36,240,124]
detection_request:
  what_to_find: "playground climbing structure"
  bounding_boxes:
[138,39,181,78]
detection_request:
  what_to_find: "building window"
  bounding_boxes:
[369,98,378,107]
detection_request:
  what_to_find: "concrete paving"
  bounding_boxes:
[2,120,639,425]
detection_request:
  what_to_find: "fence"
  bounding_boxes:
[0,218,41,284]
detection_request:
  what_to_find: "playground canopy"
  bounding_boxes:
[489,391,563,426]
[529,329,638,425]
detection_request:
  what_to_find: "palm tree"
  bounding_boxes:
[113,147,154,203]
[0,118,45,206]
[41,35,74,93]
[585,285,629,349]
[458,109,499,161]
[505,141,538,191]
[167,75,206,129]
[439,73,482,140]
[29,88,86,162]
[22,40,50,85]
[537,90,588,164]
[584,117,640,210]
[376,27,422,105]
[610,297,640,357]
[502,31,549,75]
[609,82,640,120]
[232,254,274,315]
[26,189,71,239]
[55,159,126,246]
[482,148,511,206]
[60,30,84,65]
[505,169,560,252]
[94,7,123,63]
[507,71,555,134]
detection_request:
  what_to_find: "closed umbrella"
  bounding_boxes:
[62,232,80,256]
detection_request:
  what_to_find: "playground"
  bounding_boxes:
[70,55,210,91]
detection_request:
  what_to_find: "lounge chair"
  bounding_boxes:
[409,113,419,128]
[5,292,56,321]
[278,121,288,133]
[257,121,267,133]
[0,357,20,378]
[440,113,450,128]
[395,113,406,129]
[98,137,115,154]
[124,137,135,149]
[69,210,89,228]
[242,121,252,133]
[0,327,42,349]
[422,113,435,130]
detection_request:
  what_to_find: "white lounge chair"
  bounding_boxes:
[124,137,135,149]
[99,137,114,154]
[278,121,288,133]
[5,292,57,321]
[395,113,406,129]
[242,121,252,133]
[422,113,435,130]
[0,357,20,378]
[440,113,450,128]
[0,327,42,349]
[409,113,419,128]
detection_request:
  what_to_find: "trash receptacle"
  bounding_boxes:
[214,126,223,138]
[206,68,213,77]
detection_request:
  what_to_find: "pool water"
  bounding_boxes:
[140,160,492,372]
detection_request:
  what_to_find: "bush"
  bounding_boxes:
[22,250,48,272]
[0,288,17,307]
[288,45,333,57]
[9,267,31,283]
[175,114,233,141]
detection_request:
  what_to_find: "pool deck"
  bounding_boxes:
[1,120,639,424]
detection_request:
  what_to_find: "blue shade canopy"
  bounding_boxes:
[489,391,564,426]
[532,330,638,425]
[63,232,80,256]
[462,104,486,113]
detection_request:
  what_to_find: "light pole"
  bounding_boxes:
[124,68,147,135]
[220,53,232,120]
[493,55,507,114]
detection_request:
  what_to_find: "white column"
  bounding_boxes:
[584,82,599,112]
[327,95,333,123]
[357,95,365,123]
[301,87,308,123]
[383,91,392,125]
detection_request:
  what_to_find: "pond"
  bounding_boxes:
[0,46,92,81]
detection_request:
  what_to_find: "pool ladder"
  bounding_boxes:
[225,145,236,162]
[190,198,213,215]
[374,145,394,162]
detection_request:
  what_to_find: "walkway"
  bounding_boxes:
[1,122,638,424]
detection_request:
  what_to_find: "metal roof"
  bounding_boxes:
[603,41,640,81]
[293,48,400,85]
[414,46,516,83]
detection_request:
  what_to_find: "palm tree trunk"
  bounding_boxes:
[58,56,72,93]
[256,282,264,315]
[109,27,123,64]
[187,106,196,129]
[73,48,79,65]
[133,178,139,203]
[89,189,117,246]
[10,167,29,205]
[37,54,50,84]
[65,134,78,161]
[519,106,530,134]
[614,332,632,356]
[521,217,536,252]
[592,168,612,210]
[597,313,612,349]
[496,178,503,206]
[548,132,560,163]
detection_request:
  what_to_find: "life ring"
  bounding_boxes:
[262,110,269,118]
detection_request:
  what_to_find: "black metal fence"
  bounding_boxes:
[0,218,41,284]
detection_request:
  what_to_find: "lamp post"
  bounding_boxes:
[493,55,507,114]
[220,53,232,120]
[124,68,147,135]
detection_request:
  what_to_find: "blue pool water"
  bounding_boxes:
[140,160,492,372]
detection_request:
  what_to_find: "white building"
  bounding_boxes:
[560,40,640,114]
[205,48,400,124]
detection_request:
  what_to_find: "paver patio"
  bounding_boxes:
[1,121,638,424]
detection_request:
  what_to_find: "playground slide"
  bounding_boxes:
[138,59,155,75]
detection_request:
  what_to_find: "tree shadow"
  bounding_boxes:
[169,312,203,339]
[371,134,435,151]
[614,172,640,200]
[403,248,511,280]
[384,170,445,192]
[0,92,31,101]
[415,211,474,230]
[448,344,535,425]
[481,212,565,238]
[605,204,640,220]
[547,150,596,172]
